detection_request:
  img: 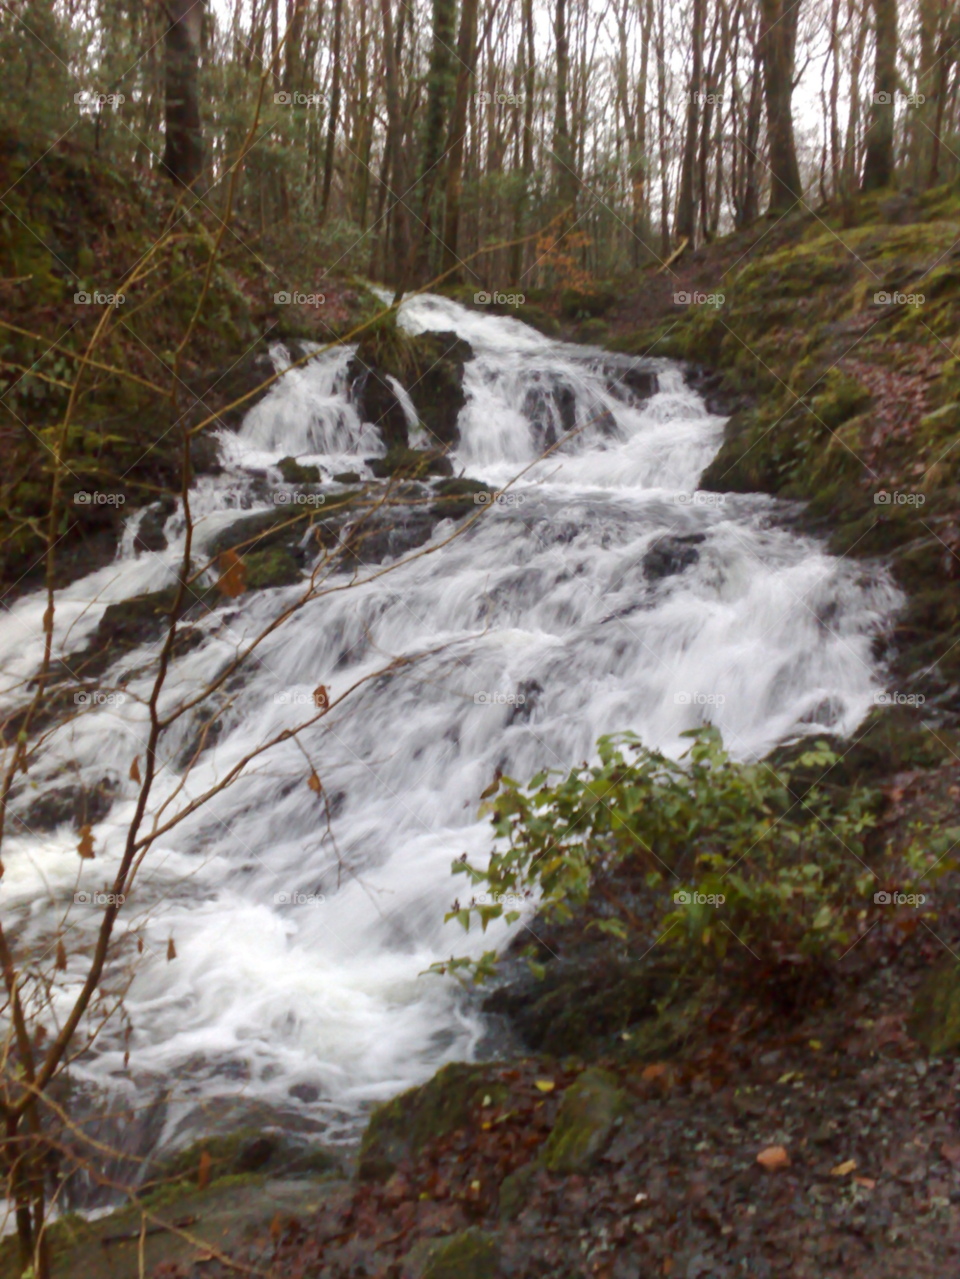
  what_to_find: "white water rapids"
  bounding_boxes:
[0,294,900,1147]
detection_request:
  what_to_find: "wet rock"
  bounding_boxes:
[278,456,321,484]
[245,545,303,589]
[498,1163,537,1221]
[366,447,454,479]
[400,1227,499,1279]
[540,1067,626,1173]
[17,776,119,833]
[133,497,176,555]
[908,959,960,1055]
[193,346,278,430]
[333,470,362,483]
[642,533,705,581]
[146,1128,342,1193]
[359,1064,510,1181]
[431,477,494,520]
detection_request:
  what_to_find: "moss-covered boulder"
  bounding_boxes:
[400,1228,499,1279]
[539,1067,626,1173]
[245,545,303,589]
[909,960,960,1055]
[431,476,495,519]
[358,1064,511,1181]
[277,456,321,484]
[498,1163,537,1221]
[367,447,453,479]
[145,1129,341,1195]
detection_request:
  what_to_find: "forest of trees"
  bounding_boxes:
[2,0,958,292]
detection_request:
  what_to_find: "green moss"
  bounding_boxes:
[245,545,302,589]
[539,1067,626,1173]
[368,446,453,478]
[277,456,321,483]
[909,960,960,1055]
[401,1227,499,1279]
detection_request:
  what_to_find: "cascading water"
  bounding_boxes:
[0,295,901,1150]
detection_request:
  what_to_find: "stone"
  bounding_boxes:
[642,533,705,581]
[540,1067,626,1173]
[908,960,960,1056]
[400,1228,499,1279]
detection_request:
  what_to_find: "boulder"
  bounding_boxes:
[642,533,705,581]
[539,1067,627,1173]
[908,960,960,1055]
[400,1228,499,1279]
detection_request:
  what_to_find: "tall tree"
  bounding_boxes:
[320,0,344,221]
[442,0,480,275]
[758,0,804,214]
[676,0,704,242]
[861,0,897,188]
[161,0,204,188]
[553,0,578,216]
[412,0,459,279]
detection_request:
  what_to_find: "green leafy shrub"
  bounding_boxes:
[441,728,906,985]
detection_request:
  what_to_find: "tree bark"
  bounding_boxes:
[861,0,897,189]
[162,0,204,188]
[758,0,803,214]
[442,0,480,275]
[320,0,344,221]
[554,0,578,216]
[676,0,704,242]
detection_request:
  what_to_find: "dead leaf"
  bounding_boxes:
[129,756,141,783]
[663,1259,674,1276]
[77,825,95,859]
[137,937,143,954]
[270,1212,283,1241]
[941,1141,960,1167]
[55,940,67,971]
[479,769,503,800]
[167,937,177,962]
[312,683,329,711]
[642,1063,668,1081]
[197,1149,211,1190]
[831,1159,857,1177]
[757,1145,791,1171]
[216,550,247,598]
[854,1176,876,1189]
[534,1079,555,1092]
[123,1050,129,1068]
[307,770,322,794]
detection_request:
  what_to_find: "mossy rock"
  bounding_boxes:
[431,477,494,519]
[206,508,300,559]
[400,1227,499,1279]
[909,960,960,1056]
[333,470,362,483]
[145,1129,341,1197]
[245,545,303,589]
[498,1162,537,1221]
[358,1063,511,1181]
[277,456,321,483]
[540,1067,626,1173]
[367,447,453,479]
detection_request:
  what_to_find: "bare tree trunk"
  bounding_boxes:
[162,0,204,188]
[320,0,344,221]
[554,0,578,215]
[862,0,897,189]
[759,0,803,214]
[442,0,480,275]
[656,0,670,255]
[510,0,536,279]
[676,0,704,241]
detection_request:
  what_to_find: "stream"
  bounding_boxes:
[0,294,901,1153]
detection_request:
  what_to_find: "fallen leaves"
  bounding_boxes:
[167,937,177,961]
[534,1079,555,1093]
[830,1159,857,1177]
[216,550,247,597]
[77,825,95,859]
[313,683,329,711]
[307,770,322,794]
[756,1146,791,1171]
[129,755,141,783]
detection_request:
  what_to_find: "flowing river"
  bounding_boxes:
[0,294,900,1151]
